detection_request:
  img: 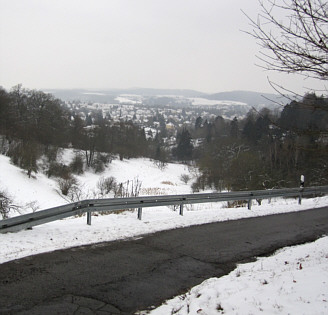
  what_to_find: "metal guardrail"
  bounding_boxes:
[1,186,328,233]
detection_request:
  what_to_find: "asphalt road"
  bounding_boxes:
[1,206,328,314]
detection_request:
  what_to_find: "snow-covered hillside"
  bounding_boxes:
[0,152,327,314]
[0,154,65,210]
[0,151,193,214]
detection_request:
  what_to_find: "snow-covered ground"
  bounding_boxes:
[0,152,327,314]
[0,154,65,210]
[189,97,247,107]
[115,95,142,104]
[143,236,328,315]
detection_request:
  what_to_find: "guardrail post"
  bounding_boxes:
[179,204,184,216]
[87,211,92,225]
[138,207,142,220]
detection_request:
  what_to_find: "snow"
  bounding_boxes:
[0,155,65,210]
[0,152,327,314]
[59,150,192,198]
[145,236,328,315]
[115,95,142,104]
[82,92,106,96]
[189,97,247,106]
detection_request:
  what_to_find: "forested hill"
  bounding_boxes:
[205,90,290,108]
[45,88,206,102]
[45,88,285,108]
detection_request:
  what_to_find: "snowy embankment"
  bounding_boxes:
[143,236,328,315]
[0,151,327,314]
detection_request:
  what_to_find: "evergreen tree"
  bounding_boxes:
[195,116,203,130]
[175,128,193,161]
[230,117,239,138]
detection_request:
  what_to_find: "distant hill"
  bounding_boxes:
[115,88,206,97]
[46,88,206,102]
[205,90,290,108]
[45,88,289,109]
[45,89,117,103]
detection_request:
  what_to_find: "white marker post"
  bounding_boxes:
[299,175,305,204]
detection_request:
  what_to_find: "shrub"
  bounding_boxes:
[114,178,142,198]
[154,159,167,170]
[191,182,200,193]
[97,176,117,196]
[180,174,191,184]
[92,159,105,173]
[57,175,78,196]
[191,175,207,192]
[70,154,84,175]
[92,153,112,173]
[67,184,85,202]
[47,162,71,179]
[97,153,112,165]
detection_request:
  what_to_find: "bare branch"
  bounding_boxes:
[243,0,328,82]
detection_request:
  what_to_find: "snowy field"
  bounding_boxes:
[0,152,327,314]
[189,97,247,107]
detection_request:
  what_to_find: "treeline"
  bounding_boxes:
[190,93,328,190]
[0,85,153,176]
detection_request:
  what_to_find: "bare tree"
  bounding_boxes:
[244,0,328,85]
[0,190,20,219]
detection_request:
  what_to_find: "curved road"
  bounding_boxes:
[1,206,328,314]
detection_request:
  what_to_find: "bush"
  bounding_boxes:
[191,175,207,192]
[92,159,105,173]
[97,176,117,196]
[114,178,142,198]
[57,175,78,196]
[191,182,200,193]
[70,154,84,175]
[154,159,167,170]
[92,153,112,173]
[180,174,191,184]
[67,184,86,202]
[47,162,71,179]
[97,153,112,165]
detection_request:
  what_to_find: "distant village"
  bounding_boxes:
[64,94,254,145]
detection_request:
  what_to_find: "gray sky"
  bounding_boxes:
[0,0,325,94]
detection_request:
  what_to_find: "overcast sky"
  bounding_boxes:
[0,0,325,94]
